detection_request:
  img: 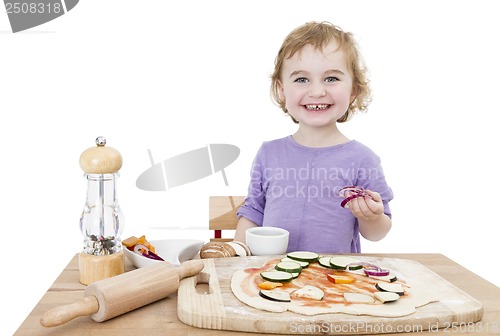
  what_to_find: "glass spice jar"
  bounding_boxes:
[80,172,124,255]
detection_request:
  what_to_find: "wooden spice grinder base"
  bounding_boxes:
[79,251,125,285]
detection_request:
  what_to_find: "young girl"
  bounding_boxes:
[234,21,393,253]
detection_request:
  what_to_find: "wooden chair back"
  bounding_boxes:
[209,196,245,242]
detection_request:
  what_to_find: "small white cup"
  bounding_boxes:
[245,227,289,256]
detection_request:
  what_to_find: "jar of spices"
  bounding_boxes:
[78,136,125,285]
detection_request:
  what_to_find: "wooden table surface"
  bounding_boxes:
[15,253,500,336]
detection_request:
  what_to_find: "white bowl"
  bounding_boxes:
[245,227,289,256]
[123,239,204,268]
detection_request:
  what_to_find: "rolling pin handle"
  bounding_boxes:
[178,259,205,280]
[40,295,99,327]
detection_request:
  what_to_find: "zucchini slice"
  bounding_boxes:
[287,251,319,262]
[375,282,405,296]
[260,271,293,282]
[259,290,291,302]
[275,261,302,273]
[281,257,309,268]
[318,256,334,268]
[329,256,363,270]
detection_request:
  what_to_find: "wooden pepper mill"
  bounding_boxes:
[78,136,125,285]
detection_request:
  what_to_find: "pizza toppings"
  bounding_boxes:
[369,273,398,283]
[374,291,400,303]
[281,257,309,268]
[258,281,283,290]
[375,282,405,296]
[292,285,324,300]
[255,253,406,306]
[364,266,390,277]
[326,274,355,284]
[329,256,363,270]
[318,256,335,268]
[259,290,291,302]
[322,257,395,280]
[275,261,303,274]
[343,292,375,304]
[287,251,319,262]
[260,271,293,282]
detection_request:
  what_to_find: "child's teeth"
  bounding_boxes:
[306,104,329,110]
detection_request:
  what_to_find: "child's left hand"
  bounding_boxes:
[345,189,385,221]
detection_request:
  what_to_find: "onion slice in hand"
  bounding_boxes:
[340,194,364,208]
[338,186,374,208]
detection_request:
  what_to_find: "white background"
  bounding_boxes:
[1,1,499,334]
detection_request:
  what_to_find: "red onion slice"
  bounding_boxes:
[134,244,149,254]
[339,186,374,208]
[133,244,165,261]
[340,194,364,208]
[364,267,390,277]
[146,250,164,261]
[346,262,391,276]
[338,186,363,198]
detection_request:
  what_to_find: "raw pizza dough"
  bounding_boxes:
[231,257,439,318]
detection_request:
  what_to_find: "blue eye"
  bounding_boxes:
[325,77,339,83]
[294,77,308,83]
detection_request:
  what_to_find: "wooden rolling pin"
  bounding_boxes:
[40,259,204,327]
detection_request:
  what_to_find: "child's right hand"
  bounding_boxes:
[344,189,385,222]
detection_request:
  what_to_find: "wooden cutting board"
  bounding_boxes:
[177,256,483,334]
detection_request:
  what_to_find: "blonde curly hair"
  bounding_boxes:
[271,21,371,123]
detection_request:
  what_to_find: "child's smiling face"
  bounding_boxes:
[279,42,356,129]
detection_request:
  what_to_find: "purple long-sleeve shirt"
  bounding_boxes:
[237,136,393,253]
